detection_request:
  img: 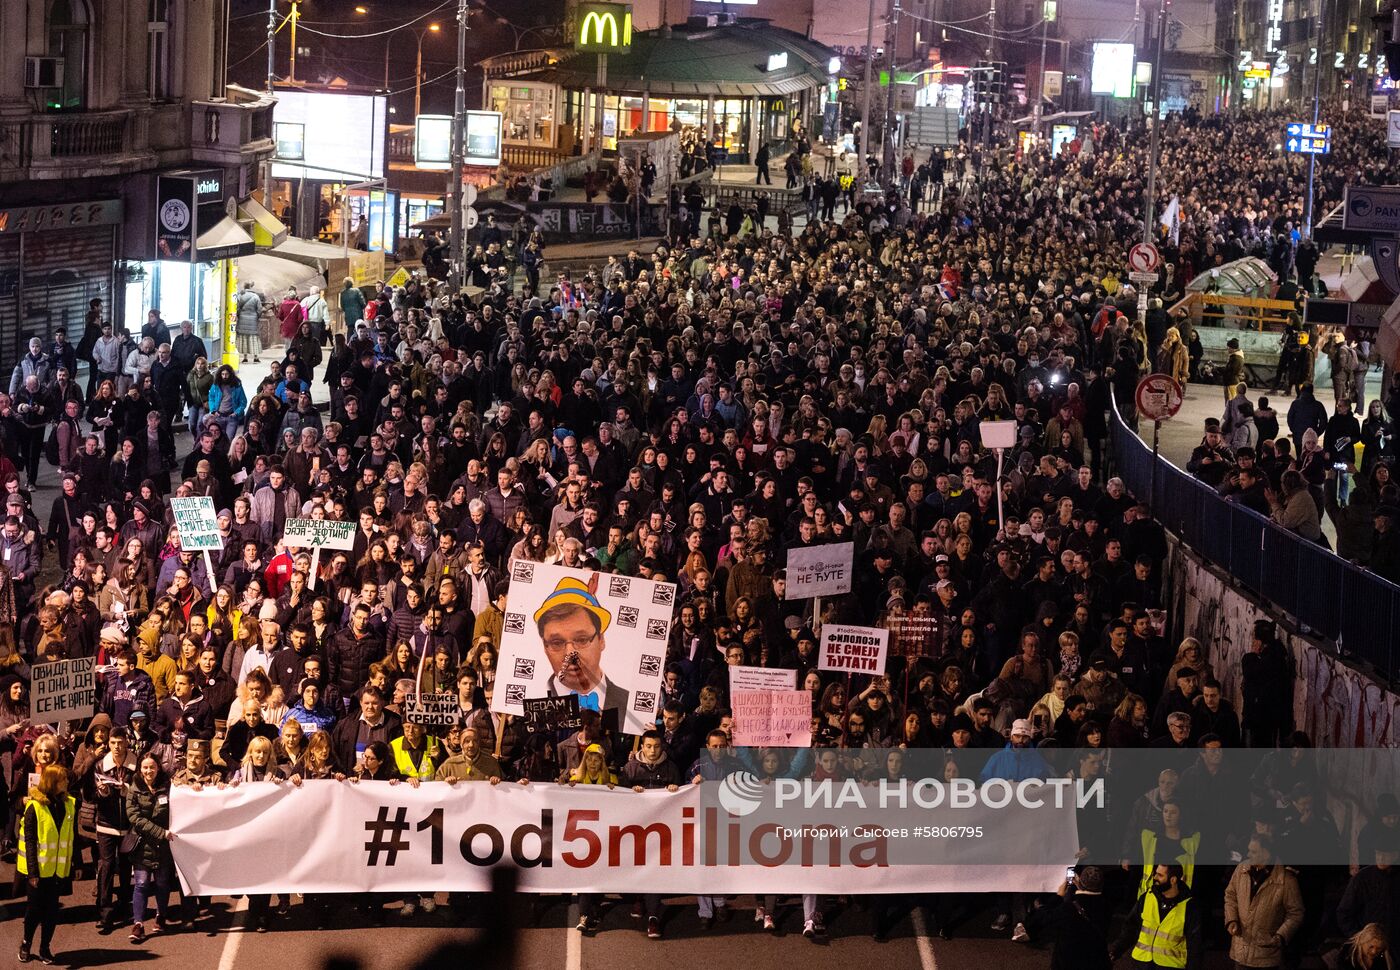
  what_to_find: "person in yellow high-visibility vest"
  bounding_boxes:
[390,722,441,782]
[1137,802,1202,898]
[17,765,76,965]
[1112,864,1202,970]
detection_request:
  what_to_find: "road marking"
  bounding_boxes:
[216,896,250,970]
[566,899,582,970]
[910,907,939,970]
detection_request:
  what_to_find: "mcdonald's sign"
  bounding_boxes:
[576,2,632,53]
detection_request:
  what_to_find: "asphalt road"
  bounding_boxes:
[0,872,1257,969]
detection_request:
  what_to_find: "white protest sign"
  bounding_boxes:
[170,496,222,551]
[283,518,357,589]
[403,692,458,731]
[784,542,854,599]
[284,518,357,550]
[818,624,891,675]
[728,665,797,693]
[31,657,96,724]
[730,689,812,747]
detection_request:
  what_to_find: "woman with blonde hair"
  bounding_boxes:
[18,764,74,963]
[1333,923,1393,969]
[1157,326,1191,386]
[565,743,616,933]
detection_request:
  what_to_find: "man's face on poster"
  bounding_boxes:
[540,605,606,694]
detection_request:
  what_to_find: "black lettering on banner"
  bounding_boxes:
[617,605,639,628]
[652,585,674,606]
[504,612,526,636]
[364,805,412,866]
[632,690,657,712]
[417,808,444,865]
[460,822,505,866]
[645,619,668,640]
[608,576,631,597]
[513,658,536,679]
[638,654,661,676]
[512,561,536,583]
[504,684,527,704]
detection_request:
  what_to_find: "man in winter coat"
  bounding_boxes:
[99,649,158,727]
[1286,384,1327,446]
[1223,835,1303,969]
[619,730,680,937]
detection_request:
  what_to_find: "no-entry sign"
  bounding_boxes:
[1135,373,1184,421]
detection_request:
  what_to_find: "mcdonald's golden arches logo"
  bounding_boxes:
[575,2,633,53]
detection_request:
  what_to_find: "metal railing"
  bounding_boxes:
[1110,391,1400,679]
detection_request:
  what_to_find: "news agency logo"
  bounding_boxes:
[718,771,765,817]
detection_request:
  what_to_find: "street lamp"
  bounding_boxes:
[415,23,442,118]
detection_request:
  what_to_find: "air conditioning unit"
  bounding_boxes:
[24,56,64,89]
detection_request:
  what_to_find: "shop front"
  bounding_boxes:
[484,18,835,163]
[0,201,121,378]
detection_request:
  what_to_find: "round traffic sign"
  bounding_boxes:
[464,207,479,230]
[1128,242,1161,274]
[1135,373,1184,421]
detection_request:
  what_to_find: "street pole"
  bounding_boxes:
[449,0,468,291]
[289,0,299,83]
[1034,12,1048,139]
[415,33,425,118]
[1141,0,1166,242]
[859,0,876,179]
[883,0,901,184]
[984,0,997,146]
[1302,0,1325,239]
[266,0,276,92]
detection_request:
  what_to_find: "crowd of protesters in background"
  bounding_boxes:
[1,102,1399,967]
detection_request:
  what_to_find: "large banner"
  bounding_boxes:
[493,562,676,735]
[170,780,1075,895]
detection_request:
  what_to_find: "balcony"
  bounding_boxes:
[189,85,276,167]
[0,109,155,181]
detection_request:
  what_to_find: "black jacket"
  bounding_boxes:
[330,710,403,775]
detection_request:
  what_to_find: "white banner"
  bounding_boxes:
[284,517,357,550]
[30,658,95,724]
[784,543,854,599]
[728,665,796,692]
[170,496,222,552]
[170,781,1075,894]
[493,561,676,734]
[819,624,891,675]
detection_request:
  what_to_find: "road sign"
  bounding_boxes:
[1135,373,1184,421]
[1284,121,1330,155]
[1128,242,1160,274]
[1388,111,1400,148]
[464,207,479,230]
[1343,184,1400,233]
[464,183,478,206]
[1129,271,1159,284]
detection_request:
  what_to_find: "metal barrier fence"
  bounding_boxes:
[1109,393,1400,680]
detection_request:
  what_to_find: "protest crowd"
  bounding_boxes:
[2,102,1400,968]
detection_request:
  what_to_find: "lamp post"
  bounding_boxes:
[450,0,469,291]
[414,23,442,118]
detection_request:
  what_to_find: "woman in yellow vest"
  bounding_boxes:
[18,764,76,965]
[566,744,616,934]
[1137,801,1201,899]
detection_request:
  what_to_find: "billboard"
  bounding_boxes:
[464,111,503,167]
[1090,42,1135,98]
[575,2,634,52]
[271,89,388,182]
[415,114,452,170]
[492,562,676,735]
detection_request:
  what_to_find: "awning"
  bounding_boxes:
[412,213,452,231]
[238,197,288,249]
[197,216,255,261]
[271,236,351,271]
[234,253,326,297]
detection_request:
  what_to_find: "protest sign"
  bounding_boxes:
[728,665,796,692]
[882,609,950,658]
[730,689,812,747]
[523,695,582,733]
[170,496,221,589]
[493,561,676,735]
[31,658,96,724]
[819,624,891,675]
[784,542,853,599]
[403,692,458,731]
[284,518,357,550]
[283,517,357,589]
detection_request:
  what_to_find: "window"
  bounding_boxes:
[147,0,171,100]
[47,0,89,110]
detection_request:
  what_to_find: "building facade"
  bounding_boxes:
[0,0,274,375]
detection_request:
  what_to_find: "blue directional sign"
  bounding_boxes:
[1285,121,1331,155]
